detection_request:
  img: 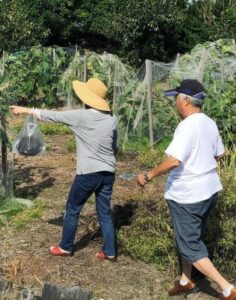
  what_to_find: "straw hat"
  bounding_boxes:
[72,78,111,111]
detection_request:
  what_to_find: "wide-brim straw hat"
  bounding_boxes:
[72,78,111,111]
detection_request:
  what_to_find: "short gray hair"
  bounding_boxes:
[179,93,204,108]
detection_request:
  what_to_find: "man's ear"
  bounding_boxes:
[184,96,191,106]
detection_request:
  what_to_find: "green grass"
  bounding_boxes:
[0,199,25,226]
[67,138,76,152]
[87,194,96,204]
[0,199,45,228]
[11,200,45,228]
[12,123,71,135]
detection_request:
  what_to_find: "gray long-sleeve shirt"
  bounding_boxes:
[40,108,119,175]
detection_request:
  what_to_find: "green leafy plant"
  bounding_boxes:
[0,46,70,108]
[12,122,71,135]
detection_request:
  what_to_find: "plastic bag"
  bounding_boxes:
[13,115,45,156]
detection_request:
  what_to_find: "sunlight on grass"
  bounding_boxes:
[0,200,24,226]
[11,201,45,228]
[0,199,45,228]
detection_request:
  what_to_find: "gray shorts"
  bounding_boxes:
[167,193,217,264]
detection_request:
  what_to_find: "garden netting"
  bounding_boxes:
[56,39,236,149]
[0,39,235,152]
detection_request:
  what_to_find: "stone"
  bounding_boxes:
[41,283,93,300]
[14,198,35,208]
[20,288,38,300]
[0,280,7,294]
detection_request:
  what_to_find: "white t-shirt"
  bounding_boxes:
[164,113,224,204]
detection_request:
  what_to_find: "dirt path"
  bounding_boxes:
[0,135,222,299]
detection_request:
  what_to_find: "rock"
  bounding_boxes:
[14,198,35,208]
[41,283,93,300]
[0,280,7,295]
[20,288,39,300]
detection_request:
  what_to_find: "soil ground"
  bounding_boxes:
[0,130,229,300]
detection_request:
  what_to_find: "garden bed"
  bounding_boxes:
[0,123,232,299]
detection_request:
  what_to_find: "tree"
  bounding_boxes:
[0,0,78,52]
[76,0,187,62]
[0,0,48,51]
[178,0,236,51]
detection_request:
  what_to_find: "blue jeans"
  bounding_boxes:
[59,172,116,256]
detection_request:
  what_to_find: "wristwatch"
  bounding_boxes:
[144,172,150,182]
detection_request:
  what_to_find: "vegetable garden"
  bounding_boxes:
[0,38,235,297]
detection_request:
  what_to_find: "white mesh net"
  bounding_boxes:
[0,39,235,156]
[119,39,236,148]
[56,39,236,148]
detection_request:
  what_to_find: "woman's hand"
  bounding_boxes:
[9,106,31,116]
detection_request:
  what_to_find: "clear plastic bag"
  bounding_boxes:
[13,115,45,156]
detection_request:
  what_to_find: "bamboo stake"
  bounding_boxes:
[145,60,154,148]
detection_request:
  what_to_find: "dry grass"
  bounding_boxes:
[1,258,23,282]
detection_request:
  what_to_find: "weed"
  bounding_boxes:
[137,137,172,168]
[118,183,179,276]
[11,200,45,228]
[0,200,24,226]
[67,138,76,152]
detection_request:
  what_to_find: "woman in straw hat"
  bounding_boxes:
[10,78,119,261]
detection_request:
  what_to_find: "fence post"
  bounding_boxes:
[52,48,56,65]
[1,114,7,194]
[112,59,119,112]
[83,55,87,82]
[145,59,154,148]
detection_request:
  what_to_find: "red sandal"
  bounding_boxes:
[96,250,117,262]
[49,246,72,257]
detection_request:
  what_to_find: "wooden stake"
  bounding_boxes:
[145,60,154,148]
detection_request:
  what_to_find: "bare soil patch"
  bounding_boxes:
[0,132,221,299]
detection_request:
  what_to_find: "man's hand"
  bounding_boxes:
[215,153,225,161]
[137,156,180,188]
[137,173,147,187]
[9,106,31,115]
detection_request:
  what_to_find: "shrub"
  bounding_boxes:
[118,151,236,278]
[117,184,179,275]
[138,137,172,168]
[39,123,71,135]
[12,122,71,135]
[206,155,236,277]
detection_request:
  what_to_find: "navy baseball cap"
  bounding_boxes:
[164,79,207,99]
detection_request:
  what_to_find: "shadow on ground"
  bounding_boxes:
[14,166,55,198]
[196,278,219,298]
[47,202,138,253]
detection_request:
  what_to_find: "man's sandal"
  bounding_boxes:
[168,280,199,296]
[49,246,73,257]
[96,250,117,262]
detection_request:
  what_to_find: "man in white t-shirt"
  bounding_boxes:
[137,79,235,300]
